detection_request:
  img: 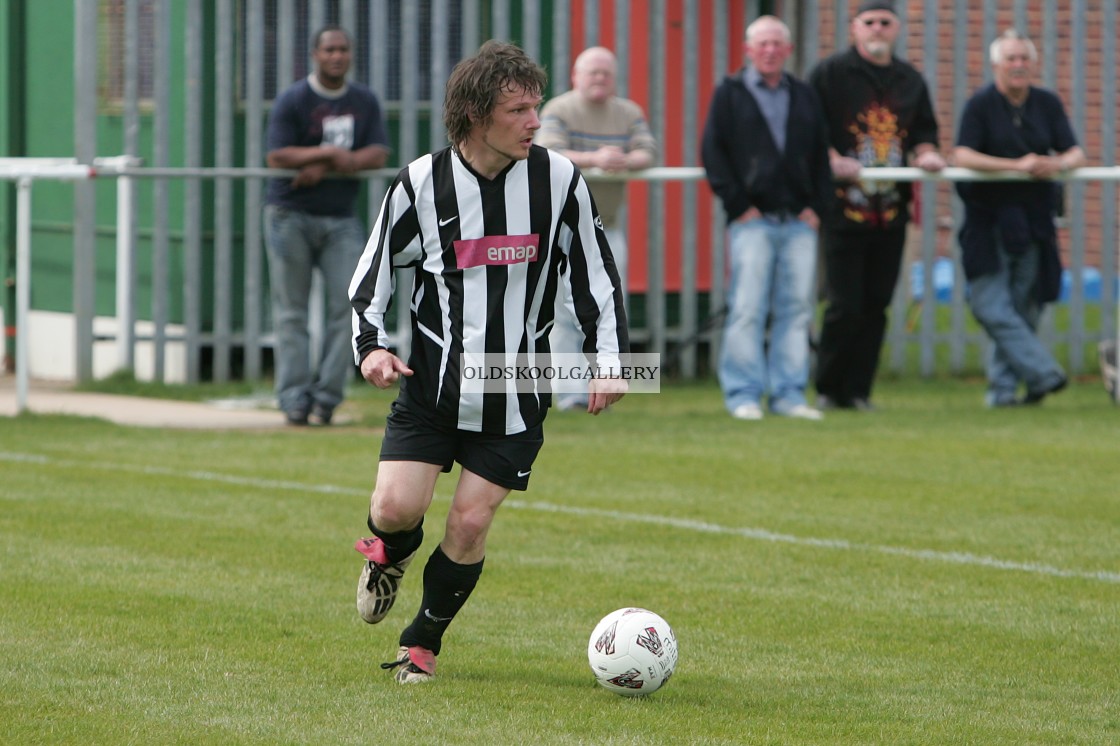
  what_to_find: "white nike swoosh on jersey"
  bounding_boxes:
[439,215,458,227]
[517,470,532,477]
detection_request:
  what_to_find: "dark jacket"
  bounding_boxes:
[955,83,1078,302]
[701,69,831,223]
[809,47,940,232]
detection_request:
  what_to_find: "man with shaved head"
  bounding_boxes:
[702,15,832,421]
[535,46,657,411]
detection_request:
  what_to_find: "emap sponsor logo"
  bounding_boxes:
[454,234,540,268]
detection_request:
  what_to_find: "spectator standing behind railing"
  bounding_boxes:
[953,29,1085,408]
[534,46,656,411]
[701,15,832,421]
[263,25,390,426]
[808,0,945,412]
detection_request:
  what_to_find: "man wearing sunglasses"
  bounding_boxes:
[808,0,945,412]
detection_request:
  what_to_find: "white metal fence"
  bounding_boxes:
[3,158,1119,413]
[21,0,1111,387]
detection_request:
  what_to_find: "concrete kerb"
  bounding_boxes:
[0,376,290,429]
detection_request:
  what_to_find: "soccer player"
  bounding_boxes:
[348,41,629,683]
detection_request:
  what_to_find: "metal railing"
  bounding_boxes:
[3,159,1119,413]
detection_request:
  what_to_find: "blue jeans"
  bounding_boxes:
[967,238,1065,405]
[264,204,366,415]
[718,216,818,413]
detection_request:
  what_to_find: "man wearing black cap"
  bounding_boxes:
[809,0,945,411]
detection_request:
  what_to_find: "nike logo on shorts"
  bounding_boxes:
[517,470,532,477]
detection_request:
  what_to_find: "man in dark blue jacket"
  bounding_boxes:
[265,26,390,426]
[954,29,1084,407]
[701,15,831,421]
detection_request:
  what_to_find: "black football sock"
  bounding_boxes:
[399,545,483,655]
[367,516,424,564]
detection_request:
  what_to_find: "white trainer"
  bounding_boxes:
[380,645,436,684]
[355,537,416,625]
[779,404,823,421]
[731,403,764,420]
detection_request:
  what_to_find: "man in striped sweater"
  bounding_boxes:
[535,46,657,411]
[348,41,629,684]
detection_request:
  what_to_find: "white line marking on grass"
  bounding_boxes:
[0,451,49,464]
[4,451,1117,584]
[0,450,355,495]
[506,500,1120,585]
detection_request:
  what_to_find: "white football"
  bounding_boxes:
[587,607,679,696]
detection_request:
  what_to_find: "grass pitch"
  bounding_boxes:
[2,378,1118,744]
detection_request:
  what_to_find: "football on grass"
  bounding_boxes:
[587,607,678,696]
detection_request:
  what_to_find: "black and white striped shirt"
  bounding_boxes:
[350,144,628,434]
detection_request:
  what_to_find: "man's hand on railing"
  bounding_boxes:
[291,161,329,188]
[327,146,363,174]
[830,153,862,182]
[590,145,630,173]
[913,149,947,172]
[1018,153,1066,180]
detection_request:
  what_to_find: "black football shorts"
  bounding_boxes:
[379,400,545,491]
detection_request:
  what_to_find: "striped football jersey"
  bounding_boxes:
[350,144,628,434]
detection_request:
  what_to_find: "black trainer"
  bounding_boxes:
[285,408,309,426]
[1022,375,1068,405]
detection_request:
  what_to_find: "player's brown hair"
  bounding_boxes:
[443,40,548,146]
